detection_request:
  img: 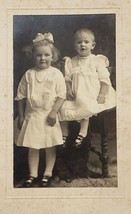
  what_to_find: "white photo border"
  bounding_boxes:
[6,8,123,199]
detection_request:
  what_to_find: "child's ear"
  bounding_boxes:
[51,54,56,63]
[74,42,77,50]
[92,42,96,50]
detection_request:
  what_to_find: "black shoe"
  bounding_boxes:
[75,135,84,148]
[40,176,51,187]
[62,136,68,148]
[23,176,36,188]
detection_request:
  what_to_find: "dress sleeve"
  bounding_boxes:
[96,55,111,85]
[63,57,73,82]
[15,72,28,100]
[56,71,66,100]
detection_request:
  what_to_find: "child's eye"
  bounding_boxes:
[45,54,50,57]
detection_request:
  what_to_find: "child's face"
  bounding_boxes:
[74,32,95,57]
[34,45,53,69]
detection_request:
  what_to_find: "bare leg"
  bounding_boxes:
[60,121,69,136]
[75,118,89,148]
[79,118,89,137]
[60,121,69,147]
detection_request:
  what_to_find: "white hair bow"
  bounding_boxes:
[33,32,54,43]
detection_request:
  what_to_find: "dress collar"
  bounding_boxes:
[78,54,92,60]
[35,66,52,72]
[78,54,92,66]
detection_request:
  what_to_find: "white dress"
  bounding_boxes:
[15,66,66,149]
[59,54,116,121]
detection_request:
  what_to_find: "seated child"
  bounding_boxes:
[59,28,116,148]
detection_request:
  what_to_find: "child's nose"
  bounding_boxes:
[41,55,46,60]
[81,42,85,46]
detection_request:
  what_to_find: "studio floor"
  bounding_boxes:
[14,130,117,188]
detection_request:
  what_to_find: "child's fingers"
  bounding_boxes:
[71,92,76,99]
[67,92,76,100]
[47,117,56,126]
[49,119,56,126]
[97,96,105,104]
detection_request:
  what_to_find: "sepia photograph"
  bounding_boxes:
[1,0,131,213]
[13,14,117,188]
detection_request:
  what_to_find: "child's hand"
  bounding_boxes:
[47,110,56,126]
[66,88,76,101]
[18,116,24,130]
[97,93,106,104]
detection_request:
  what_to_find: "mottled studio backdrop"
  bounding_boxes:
[13,14,115,116]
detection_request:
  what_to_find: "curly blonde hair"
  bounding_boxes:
[32,40,60,62]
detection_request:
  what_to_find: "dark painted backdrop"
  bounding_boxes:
[13,14,115,115]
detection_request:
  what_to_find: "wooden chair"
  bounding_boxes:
[89,107,116,178]
[55,60,116,180]
[89,67,116,178]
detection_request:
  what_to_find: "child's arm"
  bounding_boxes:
[47,70,66,127]
[97,82,109,104]
[47,97,65,126]
[66,81,76,101]
[15,72,27,129]
[64,57,76,101]
[17,98,26,129]
[96,55,111,104]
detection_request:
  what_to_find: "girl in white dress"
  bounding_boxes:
[59,28,116,148]
[15,33,66,187]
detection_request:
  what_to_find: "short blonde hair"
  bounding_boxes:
[74,28,95,42]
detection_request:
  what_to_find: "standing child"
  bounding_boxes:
[59,28,116,148]
[15,33,66,187]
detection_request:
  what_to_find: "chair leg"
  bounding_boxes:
[99,112,109,178]
[100,134,109,178]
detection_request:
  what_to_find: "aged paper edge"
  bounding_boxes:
[5,7,124,199]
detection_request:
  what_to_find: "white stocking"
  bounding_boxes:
[28,148,39,178]
[44,147,56,177]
